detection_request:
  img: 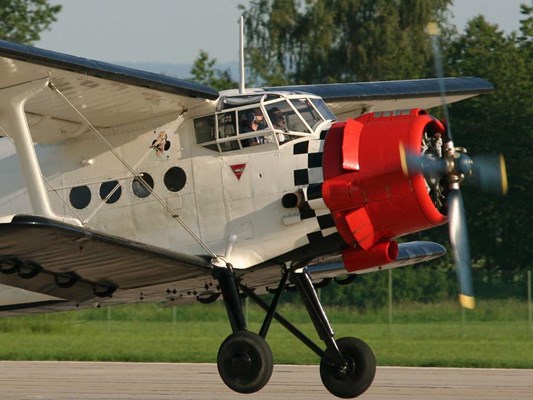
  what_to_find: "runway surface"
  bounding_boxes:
[0,361,531,399]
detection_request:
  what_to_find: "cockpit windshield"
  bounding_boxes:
[194,93,335,153]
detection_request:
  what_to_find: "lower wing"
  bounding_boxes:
[0,215,445,316]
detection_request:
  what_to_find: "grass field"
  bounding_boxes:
[0,300,531,368]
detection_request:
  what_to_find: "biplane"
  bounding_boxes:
[0,22,506,398]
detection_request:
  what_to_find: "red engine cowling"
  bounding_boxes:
[322,109,447,272]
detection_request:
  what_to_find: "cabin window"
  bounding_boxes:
[99,180,122,204]
[164,166,187,192]
[69,186,91,209]
[132,173,154,198]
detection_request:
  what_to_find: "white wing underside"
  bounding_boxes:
[0,40,494,147]
[0,40,219,144]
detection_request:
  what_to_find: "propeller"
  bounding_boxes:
[448,189,474,309]
[400,145,508,196]
[399,23,508,309]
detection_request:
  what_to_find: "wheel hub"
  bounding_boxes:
[231,351,252,375]
[217,331,273,394]
[334,356,355,379]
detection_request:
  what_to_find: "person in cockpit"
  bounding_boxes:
[267,107,288,143]
[241,108,265,146]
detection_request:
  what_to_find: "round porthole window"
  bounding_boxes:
[69,186,91,210]
[132,173,154,198]
[99,180,122,204]
[164,167,186,192]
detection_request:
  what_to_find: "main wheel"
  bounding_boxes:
[319,337,376,398]
[217,331,273,394]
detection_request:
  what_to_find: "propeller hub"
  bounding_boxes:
[455,152,473,178]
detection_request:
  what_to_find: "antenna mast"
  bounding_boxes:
[238,15,245,94]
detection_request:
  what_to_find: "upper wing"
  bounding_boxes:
[265,77,494,119]
[0,40,219,143]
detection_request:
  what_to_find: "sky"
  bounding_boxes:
[36,0,529,67]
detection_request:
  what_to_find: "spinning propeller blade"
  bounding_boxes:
[470,154,508,195]
[447,189,474,309]
[401,23,509,308]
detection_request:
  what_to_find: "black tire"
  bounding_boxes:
[217,331,273,394]
[319,337,376,398]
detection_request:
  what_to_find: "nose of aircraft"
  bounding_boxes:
[319,110,450,272]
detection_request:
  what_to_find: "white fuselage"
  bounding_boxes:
[0,109,334,270]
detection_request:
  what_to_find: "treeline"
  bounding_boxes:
[314,264,531,311]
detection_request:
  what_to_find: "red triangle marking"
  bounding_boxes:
[230,163,246,180]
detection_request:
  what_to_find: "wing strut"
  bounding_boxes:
[0,77,80,226]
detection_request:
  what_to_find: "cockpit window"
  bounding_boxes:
[218,112,236,138]
[194,94,334,153]
[238,108,272,147]
[266,100,304,134]
[218,111,240,152]
[290,98,324,131]
[310,98,337,122]
[194,115,215,144]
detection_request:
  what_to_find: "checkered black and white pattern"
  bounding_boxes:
[292,130,328,186]
[303,183,327,210]
[291,130,338,244]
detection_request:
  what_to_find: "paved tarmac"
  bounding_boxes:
[0,361,531,399]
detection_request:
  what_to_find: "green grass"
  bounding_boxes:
[0,300,531,367]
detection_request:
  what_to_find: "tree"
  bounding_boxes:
[190,50,237,91]
[445,6,533,273]
[240,0,452,85]
[0,0,62,44]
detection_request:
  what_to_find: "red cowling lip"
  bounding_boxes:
[407,116,447,226]
[322,110,447,252]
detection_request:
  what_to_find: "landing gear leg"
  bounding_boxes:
[292,267,376,398]
[241,265,377,398]
[213,265,273,394]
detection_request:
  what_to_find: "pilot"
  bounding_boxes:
[268,107,288,143]
[241,108,265,146]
